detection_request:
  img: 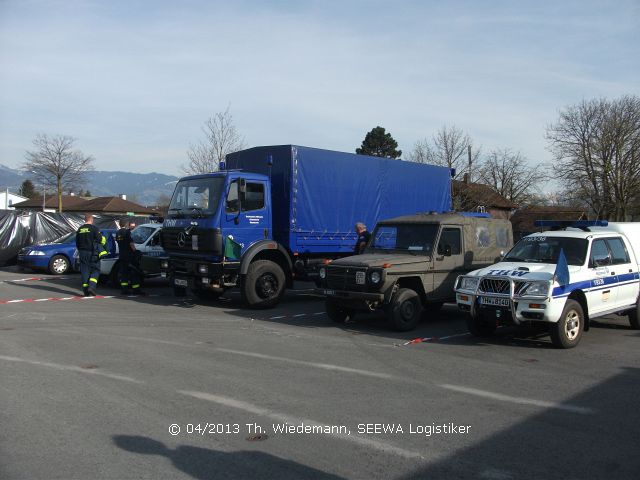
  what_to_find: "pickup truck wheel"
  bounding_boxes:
[48,255,70,275]
[550,299,583,348]
[242,260,285,308]
[325,299,353,324]
[390,288,422,331]
[466,312,497,337]
[628,297,640,329]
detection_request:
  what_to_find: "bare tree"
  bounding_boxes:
[476,148,546,205]
[546,96,640,221]
[182,106,246,175]
[23,134,94,212]
[408,125,480,179]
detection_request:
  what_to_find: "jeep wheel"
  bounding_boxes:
[242,260,285,309]
[550,299,583,349]
[390,288,422,331]
[628,296,640,330]
[466,312,497,337]
[325,299,353,324]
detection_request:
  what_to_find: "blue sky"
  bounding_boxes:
[0,0,638,175]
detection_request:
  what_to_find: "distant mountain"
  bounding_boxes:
[0,164,179,206]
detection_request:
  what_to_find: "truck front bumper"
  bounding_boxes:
[163,258,239,290]
[455,292,563,324]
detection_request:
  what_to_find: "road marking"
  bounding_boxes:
[215,348,393,379]
[0,355,142,383]
[1,276,75,284]
[179,390,423,459]
[0,294,159,305]
[439,384,594,414]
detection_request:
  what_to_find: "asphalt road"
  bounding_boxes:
[1,266,639,480]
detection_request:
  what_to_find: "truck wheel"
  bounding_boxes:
[390,288,422,331]
[466,312,497,337]
[628,297,640,330]
[242,260,285,308]
[48,255,70,275]
[550,299,583,349]
[325,299,353,324]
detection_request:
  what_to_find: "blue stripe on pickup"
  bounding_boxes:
[552,271,640,298]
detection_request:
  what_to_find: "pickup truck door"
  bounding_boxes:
[587,238,618,314]
[431,226,464,300]
[605,236,639,309]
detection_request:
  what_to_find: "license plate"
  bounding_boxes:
[480,297,510,307]
[324,289,335,295]
[174,278,188,287]
[355,271,365,285]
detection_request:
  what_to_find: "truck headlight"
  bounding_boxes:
[198,264,208,274]
[459,276,480,291]
[319,267,327,279]
[28,250,45,256]
[520,282,550,296]
[369,270,382,284]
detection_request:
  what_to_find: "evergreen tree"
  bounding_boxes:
[356,126,402,159]
[20,179,36,198]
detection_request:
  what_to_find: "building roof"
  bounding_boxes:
[66,196,156,215]
[12,195,88,210]
[510,205,588,233]
[452,180,517,210]
[12,195,155,215]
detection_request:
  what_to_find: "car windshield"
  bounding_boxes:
[369,223,439,255]
[504,236,588,266]
[168,177,225,217]
[131,226,156,244]
[53,232,76,244]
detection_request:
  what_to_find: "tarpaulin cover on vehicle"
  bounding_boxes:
[226,145,452,254]
[0,211,153,265]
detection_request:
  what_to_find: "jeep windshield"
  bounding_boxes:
[168,177,225,218]
[369,223,438,255]
[504,236,588,266]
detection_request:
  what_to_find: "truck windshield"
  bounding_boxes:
[168,177,225,217]
[370,224,439,255]
[504,236,588,266]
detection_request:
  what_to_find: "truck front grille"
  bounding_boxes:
[161,227,222,255]
[478,278,510,295]
[326,266,368,292]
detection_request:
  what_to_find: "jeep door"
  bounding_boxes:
[432,226,464,300]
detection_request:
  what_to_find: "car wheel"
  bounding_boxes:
[390,288,422,331]
[242,260,285,308]
[48,255,70,275]
[325,299,354,324]
[550,299,583,349]
[466,312,497,337]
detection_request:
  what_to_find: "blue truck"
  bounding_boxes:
[160,145,452,307]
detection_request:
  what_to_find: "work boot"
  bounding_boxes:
[87,291,97,297]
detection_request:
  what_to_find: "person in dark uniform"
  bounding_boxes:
[354,222,371,254]
[116,219,143,295]
[75,213,106,296]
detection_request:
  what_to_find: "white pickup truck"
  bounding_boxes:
[454,221,640,348]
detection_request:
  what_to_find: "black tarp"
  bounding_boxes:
[0,211,155,266]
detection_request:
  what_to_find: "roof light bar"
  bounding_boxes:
[534,220,608,231]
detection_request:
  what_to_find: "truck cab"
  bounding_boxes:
[318,213,512,331]
[455,221,640,348]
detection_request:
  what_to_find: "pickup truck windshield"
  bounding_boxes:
[504,236,588,266]
[168,177,225,217]
[370,224,438,255]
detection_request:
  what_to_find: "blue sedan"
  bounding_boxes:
[17,230,118,275]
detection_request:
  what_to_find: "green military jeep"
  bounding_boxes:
[317,213,513,331]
